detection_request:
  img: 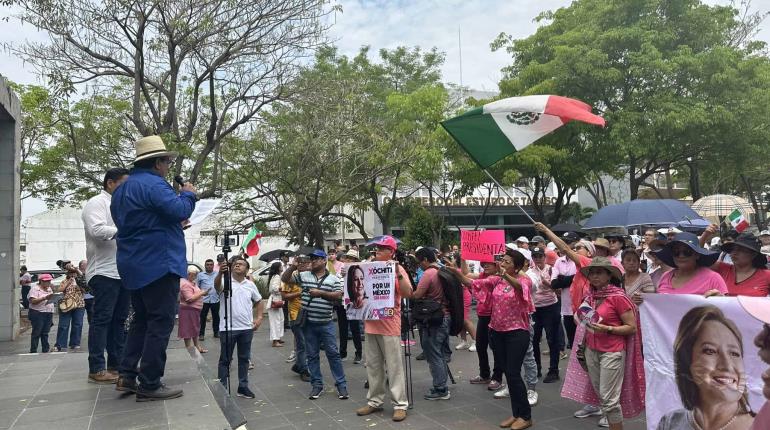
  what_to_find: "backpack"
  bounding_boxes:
[437,267,465,336]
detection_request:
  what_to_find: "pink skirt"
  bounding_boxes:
[463,288,472,320]
[178,305,201,339]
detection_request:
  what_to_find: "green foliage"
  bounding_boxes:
[491,0,770,200]
[401,206,448,250]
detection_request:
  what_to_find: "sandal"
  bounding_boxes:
[198,347,208,354]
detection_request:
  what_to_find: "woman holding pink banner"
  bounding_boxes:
[561,257,645,430]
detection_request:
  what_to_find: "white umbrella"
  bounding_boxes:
[691,194,755,218]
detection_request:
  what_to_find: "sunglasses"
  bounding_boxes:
[672,247,695,257]
[572,245,587,251]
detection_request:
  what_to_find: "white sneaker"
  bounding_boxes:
[598,416,609,427]
[527,389,538,406]
[285,351,296,363]
[455,341,469,350]
[468,342,477,352]
[493,386,509,399]
[574,404,602,418]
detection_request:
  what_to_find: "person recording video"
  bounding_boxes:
[111,135,197,402]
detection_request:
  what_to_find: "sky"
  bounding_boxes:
[2,0,769,220]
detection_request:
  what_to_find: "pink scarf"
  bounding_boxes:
[561,285,646,419]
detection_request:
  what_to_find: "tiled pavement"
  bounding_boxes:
[0,315,648,430]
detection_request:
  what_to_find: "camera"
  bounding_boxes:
[56,259,78,273]
[217,254,225,263]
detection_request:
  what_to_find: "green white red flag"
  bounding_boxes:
[242,227,262,256]
[441,95,606,169]
[728,209,749,233]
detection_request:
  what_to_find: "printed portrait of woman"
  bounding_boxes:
[346,265,375,320]
[656,305,755,430]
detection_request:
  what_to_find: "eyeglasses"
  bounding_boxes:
[572,245,586,251]
[161,157,175,165]
[672,247,695,257]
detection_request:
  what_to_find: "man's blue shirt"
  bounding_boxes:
[197,270,220,303]
[111,168,196,290]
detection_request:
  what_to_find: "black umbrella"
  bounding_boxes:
[550,223,585,235]
[258,249,293,262]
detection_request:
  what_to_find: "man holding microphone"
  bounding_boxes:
[111,135,197,402]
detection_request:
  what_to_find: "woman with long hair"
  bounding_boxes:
[267,261,285,347]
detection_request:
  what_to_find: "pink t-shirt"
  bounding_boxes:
[716,262,770,297]
[472,272,493,316]
[487,274,534,332]
[657,267,728,295]
[179,279,203,310]
[28,284,54,313]
[751,401,770,430]
[585,295,635,353]
[416,267,449,315]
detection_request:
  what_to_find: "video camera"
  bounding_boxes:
[55,259,79,273]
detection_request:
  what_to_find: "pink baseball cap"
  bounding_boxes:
[38,274,53,282]
[738,296,770,324]
[370,235,399,251]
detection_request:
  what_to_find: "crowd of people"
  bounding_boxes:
[14,135,770,430]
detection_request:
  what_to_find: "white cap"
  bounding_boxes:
[760,230,770,237]
[516,248,532,262]
[506,243,518,251]
[657,227,682,234]
[516,236,529,243]
[546,242,557,251]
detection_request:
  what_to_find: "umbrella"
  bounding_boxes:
[258,249,293,262]
[549,223,584,234]
[583,199,704,230]
[691,194,755,218]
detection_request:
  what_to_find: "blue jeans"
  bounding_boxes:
[56,307,85,349]
[87,275,130,373]
[218,329,253,390]
[420,316,450,392]
[291,322,308,373]
[29,310,53,353]
[120,274,179,390]
[302,321,347,390]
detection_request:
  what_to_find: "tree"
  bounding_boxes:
[491,0,770,200]
[15,0,334,197]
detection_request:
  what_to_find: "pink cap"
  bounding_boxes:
[371,235,398,251]
[38,274,53,282]
[738,296,770,324]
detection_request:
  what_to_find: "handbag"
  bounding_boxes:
[270,298,285,309]
[58,278,81,313]
[295,273,329,328]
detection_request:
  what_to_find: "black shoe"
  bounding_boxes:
[237,387,256,399]
[353,353,363,364]
[309,386,323,399]
[291,364,301,375]
[136,384,183,402]
[116,376,139,394]
[424,388,450,401]
[416,352,425,360]
[537,371,542,378]
[364,380,369,389]
[543,371,560,383]
[213,333,220,339]
[300,372,311,382]
[337,386,349,400]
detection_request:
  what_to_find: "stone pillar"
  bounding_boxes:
[0,76,21,341]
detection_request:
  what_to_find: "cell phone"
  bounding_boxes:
[494,254,504,262]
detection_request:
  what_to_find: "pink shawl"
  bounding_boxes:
[560,286,646,418]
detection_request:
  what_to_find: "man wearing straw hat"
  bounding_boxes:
[111,135,197,401]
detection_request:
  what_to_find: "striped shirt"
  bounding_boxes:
[295,271,342,323]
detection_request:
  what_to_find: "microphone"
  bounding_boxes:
[174,175,186,187]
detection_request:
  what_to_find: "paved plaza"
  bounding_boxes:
[0,314,648,430]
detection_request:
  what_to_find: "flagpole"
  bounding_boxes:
[483,169,536,224]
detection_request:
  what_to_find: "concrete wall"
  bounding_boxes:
[0,76,21,341]
[24,207,87,270]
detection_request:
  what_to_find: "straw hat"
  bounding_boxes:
[579,256,622,279]
[134,135,177,163]
[343,249,360,261]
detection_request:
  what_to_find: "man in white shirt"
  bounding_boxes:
[82,168,129,384]
[215,256,264,399]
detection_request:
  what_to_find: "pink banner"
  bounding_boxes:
[460,229,505,262]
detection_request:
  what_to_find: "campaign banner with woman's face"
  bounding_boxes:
[343,261,396,321]
[640,294,768,430]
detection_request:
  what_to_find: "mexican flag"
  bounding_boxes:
[441,95,606,169]
[728,209,749,233]
[242,227,262,256]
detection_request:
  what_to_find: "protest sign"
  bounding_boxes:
[343,261,396,320]
[460,229,505,262]
[640,294,766,430]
